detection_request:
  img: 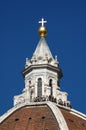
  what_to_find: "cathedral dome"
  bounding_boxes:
[0,18,86,130]
[0,102,86,130]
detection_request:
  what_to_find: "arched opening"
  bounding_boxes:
[57,80,60,90]
[29,80,31,85]
[37,78,42,97]
[49,79,53,96]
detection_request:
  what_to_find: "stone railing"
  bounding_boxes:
[33,95,72,108]
[57,99,72,108]
[33,95,57,103]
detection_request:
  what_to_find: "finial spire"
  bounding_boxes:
[38,18,48,37]
[38,18,47,27]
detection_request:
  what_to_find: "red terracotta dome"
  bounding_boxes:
[0,102,86,130]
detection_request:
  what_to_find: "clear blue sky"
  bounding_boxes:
[0,0,86,115]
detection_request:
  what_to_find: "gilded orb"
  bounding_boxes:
[38,26,48,37]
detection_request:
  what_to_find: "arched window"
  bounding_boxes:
[49,79,52,87]
[29,80,31,84]
[37,78,42,97]
[29,80,31,87]
[49,79,53,96]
